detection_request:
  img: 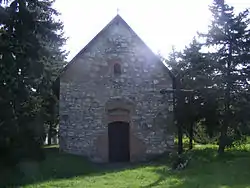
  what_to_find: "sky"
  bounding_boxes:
[54,0,250,61]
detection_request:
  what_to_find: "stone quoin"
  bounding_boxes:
[56,14,175,163]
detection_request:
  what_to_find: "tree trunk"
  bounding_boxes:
[218,39,232,154]
[189,94,194,150]
[218,125,227,154]
[175,77,183,155]
[189,122,193,150]
[218,96,230,154]
[47,124,52,146]
[178,122,183,154]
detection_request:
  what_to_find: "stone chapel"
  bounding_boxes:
[57,14,175,163]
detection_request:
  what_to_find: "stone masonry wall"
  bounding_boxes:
[59,16,174,162]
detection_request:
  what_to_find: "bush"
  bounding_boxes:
[169,151,192,170]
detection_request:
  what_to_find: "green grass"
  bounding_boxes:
[1,143,250,188]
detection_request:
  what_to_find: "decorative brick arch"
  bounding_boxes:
[95,97,146,162]
[105,97,135,124]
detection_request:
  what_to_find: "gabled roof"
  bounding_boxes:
[53,14,174,98]
[59,14,172,77]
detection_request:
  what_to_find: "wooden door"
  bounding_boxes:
[108,121,130,162]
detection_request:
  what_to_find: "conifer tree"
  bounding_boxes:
[199,0,250,153]
[0,0,67,165]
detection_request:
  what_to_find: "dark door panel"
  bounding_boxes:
[108,121,130,162]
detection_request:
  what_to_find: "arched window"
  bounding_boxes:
[114,63,121,75]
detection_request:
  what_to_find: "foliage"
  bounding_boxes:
[200,0,250,153]
[0,0,67,166]
[165,0,250,154]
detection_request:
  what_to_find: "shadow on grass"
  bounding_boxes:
[0,147,164,187]
[1,146,250,188]
[0,147,101,187]
[142,148,250,188]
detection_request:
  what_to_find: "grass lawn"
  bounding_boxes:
[1,143,250,188]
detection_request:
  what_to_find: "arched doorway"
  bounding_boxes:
[108,121,130,162]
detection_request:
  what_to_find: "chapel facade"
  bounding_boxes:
[58,14,174,163]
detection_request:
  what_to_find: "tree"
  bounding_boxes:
[164,0,250,154]
[181,38,222,146]
[163,46,185,154]
[199,0,250,153]
[0,0,67,166]
[165,39,217,151]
